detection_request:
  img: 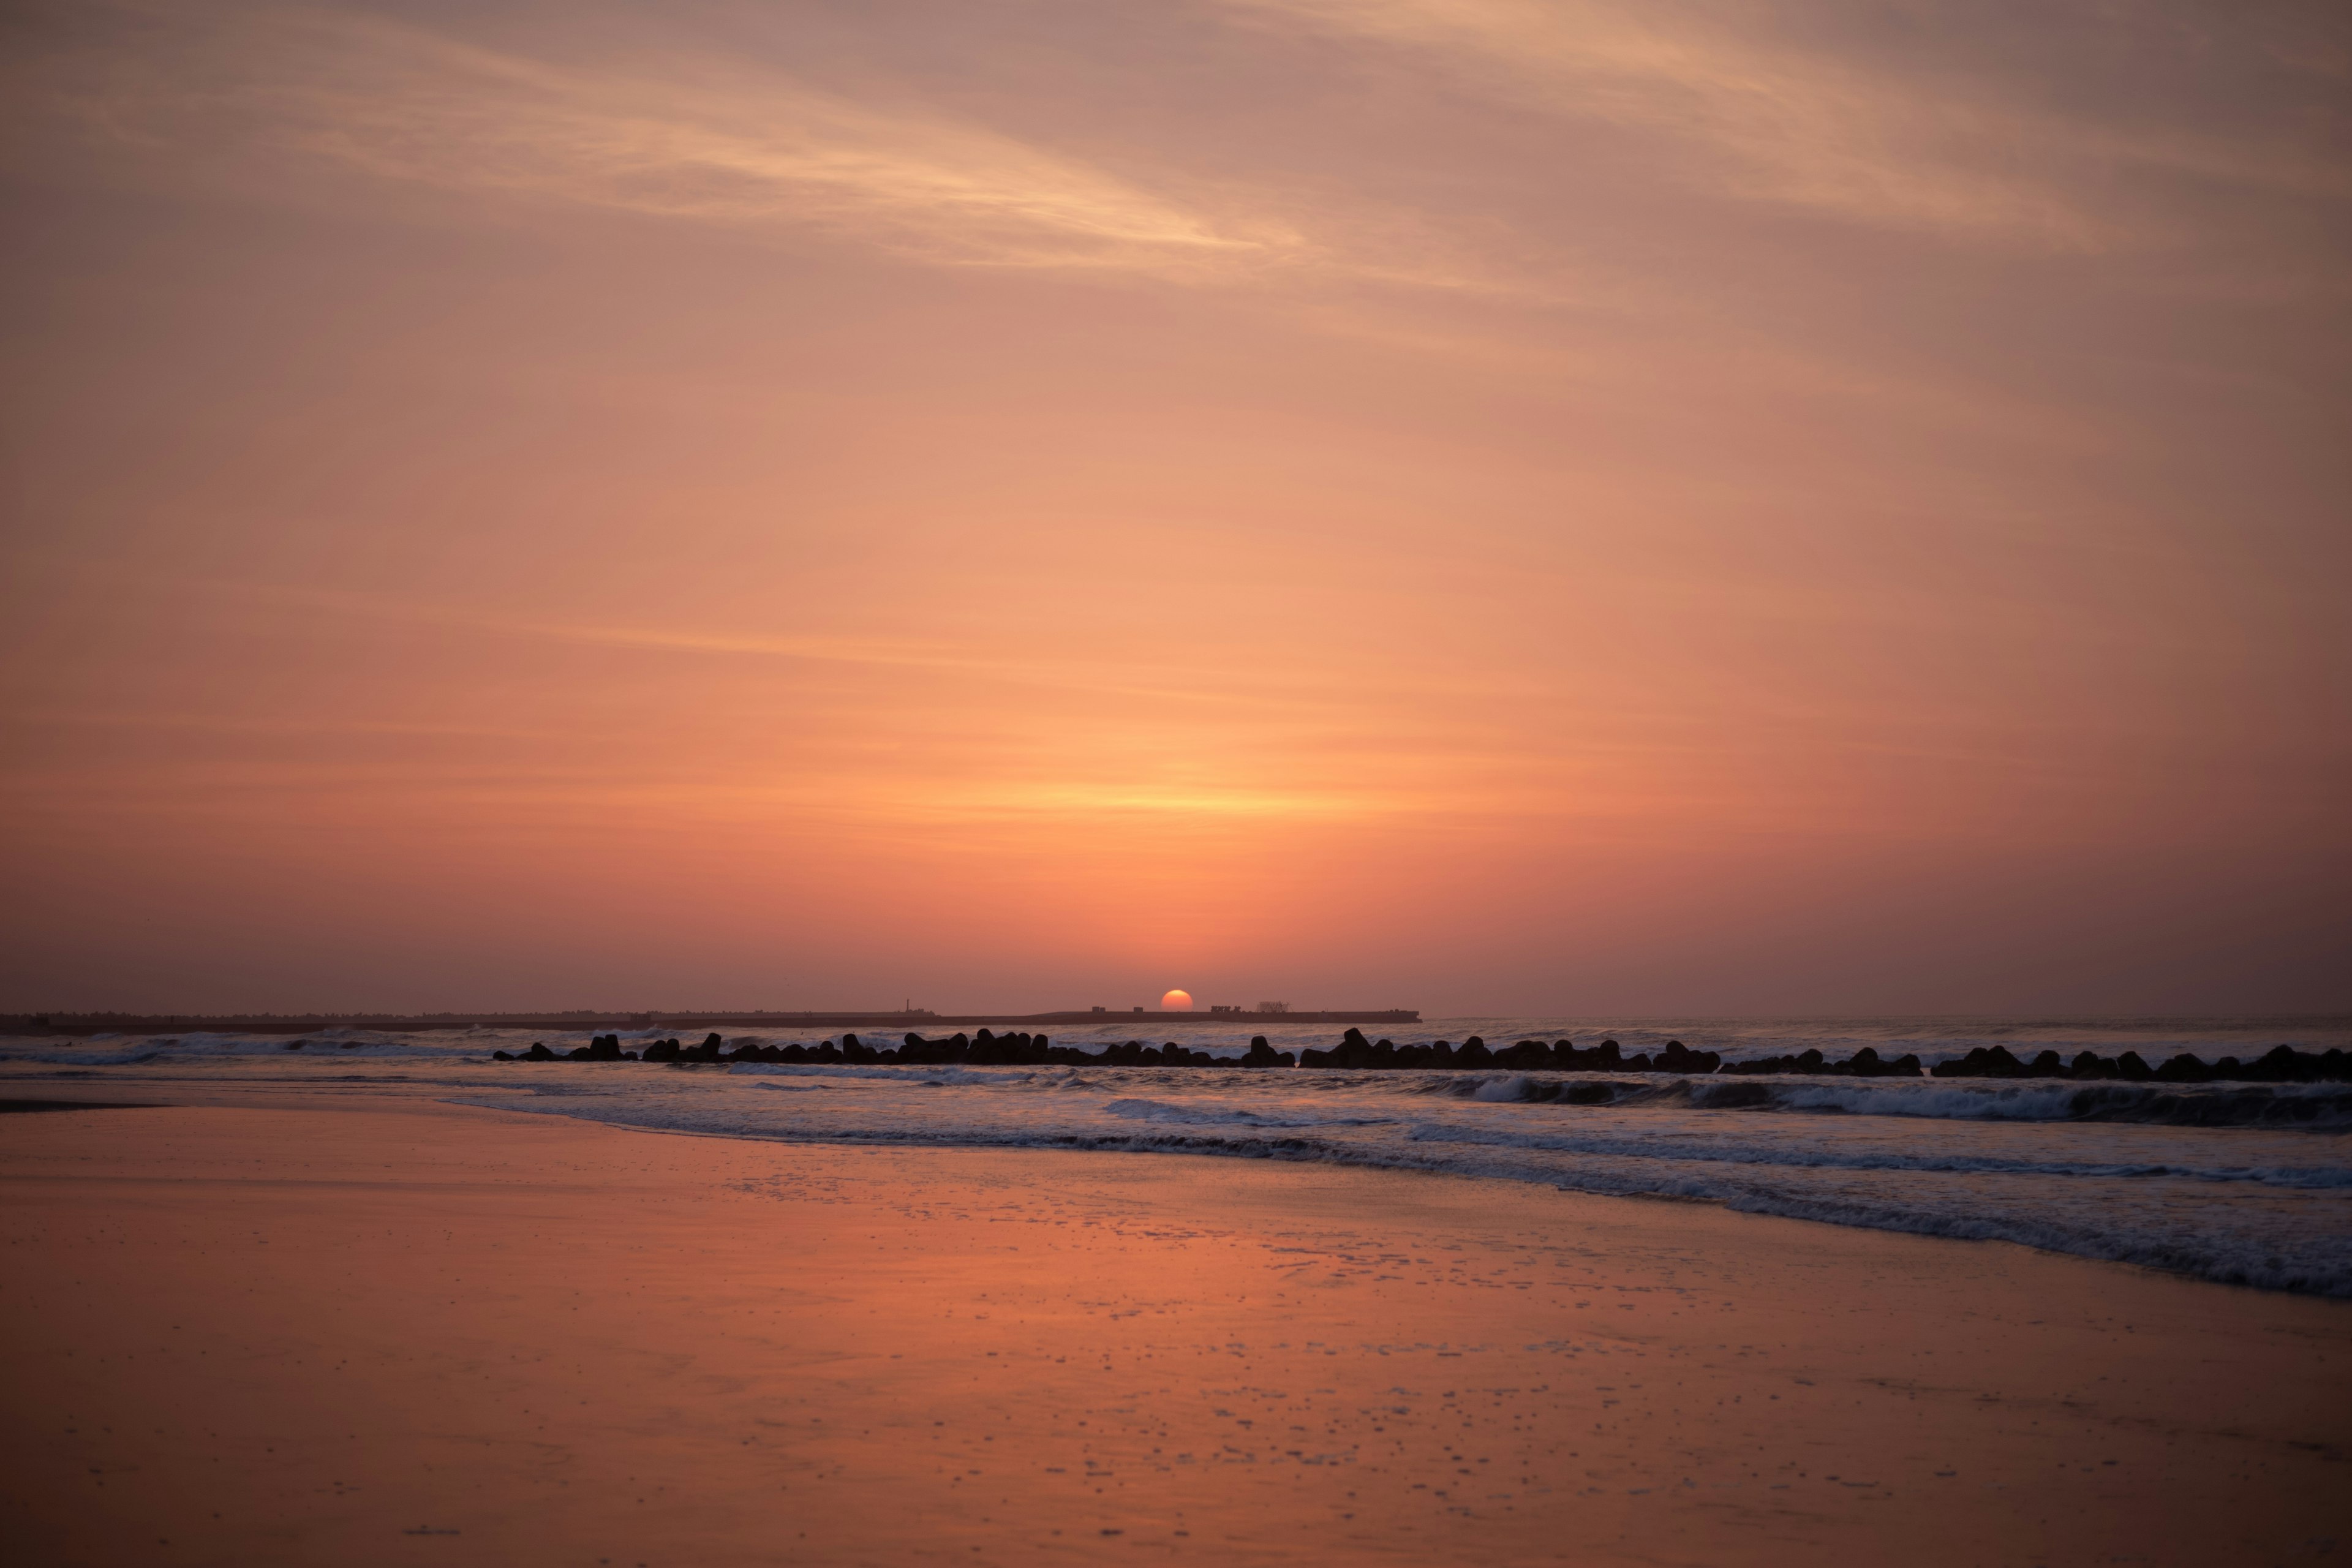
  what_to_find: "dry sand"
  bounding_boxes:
[2,1093,2345,1566]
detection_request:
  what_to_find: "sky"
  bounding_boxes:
[2,0,2347,1017]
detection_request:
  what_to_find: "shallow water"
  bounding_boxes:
[8,1015,2349,1295]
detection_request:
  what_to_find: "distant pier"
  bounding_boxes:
[1,1008,1421,1037]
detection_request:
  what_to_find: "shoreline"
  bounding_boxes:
[13,1061,2352,1297]
[4,1088,2347,1566]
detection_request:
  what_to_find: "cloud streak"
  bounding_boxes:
[29,4,1308,279]
[1222,0,2349,250]
[200,579,1529,717]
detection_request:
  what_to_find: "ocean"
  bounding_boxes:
[9,1015,2349,1297]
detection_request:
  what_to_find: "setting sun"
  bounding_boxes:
[1160,989,1194,1011]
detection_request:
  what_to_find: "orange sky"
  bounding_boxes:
[2,1,2347,1014]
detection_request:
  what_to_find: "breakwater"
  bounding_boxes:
[491,1025,2351,1084]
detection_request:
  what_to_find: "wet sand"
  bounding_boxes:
[2,1093,2345,1566]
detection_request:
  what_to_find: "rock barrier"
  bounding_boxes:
[484,1031,2350,1080]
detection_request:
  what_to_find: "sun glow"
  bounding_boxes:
[1161,989,1194,1011]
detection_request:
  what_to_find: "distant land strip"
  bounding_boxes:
[0,1009,1421,1037]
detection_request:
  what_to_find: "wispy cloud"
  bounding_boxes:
[200,579,1526,717]
[10,709,562,741]
[12,2,1666,307]
[29,4,1307,279]
[1221,0,2349,250]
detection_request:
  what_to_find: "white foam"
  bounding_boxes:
[1103,1098,1395,1129]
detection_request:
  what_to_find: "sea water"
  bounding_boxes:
[8,1016,2348,1295]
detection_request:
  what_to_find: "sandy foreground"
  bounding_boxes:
[1,1092,2345,1567]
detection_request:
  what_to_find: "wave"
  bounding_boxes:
[1102,1097,1396,1129]
[709,1061,2352,1128]
[728,1061,1104,1090]
[1,1047,171,1066]
[706,1060,2352,1129]
[1411,1072,2352,1129]
[1400,1122,2352,1189]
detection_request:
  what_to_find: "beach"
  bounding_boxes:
[5,1090,2346,1566]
